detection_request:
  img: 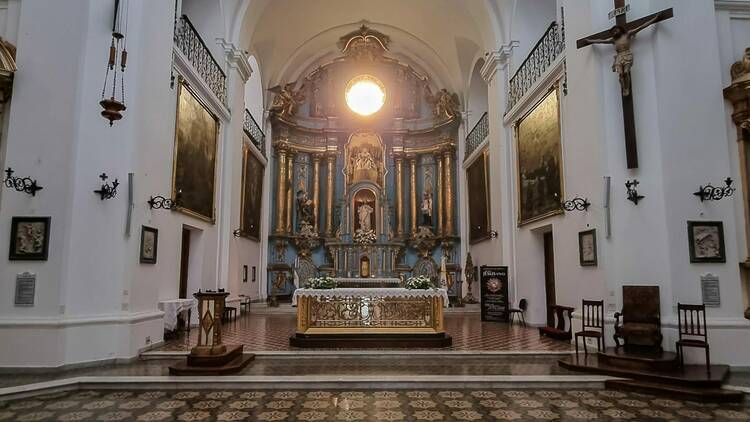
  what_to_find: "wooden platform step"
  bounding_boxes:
[169,354,255,376]
[290,333,452,348]
[606,379,745,403]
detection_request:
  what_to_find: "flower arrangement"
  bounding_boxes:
[305,276,337,289]
[405,275,435,290]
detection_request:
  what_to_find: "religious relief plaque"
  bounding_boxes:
[480,266,509,322]
[14,272,36,306]
[700,274,720,307]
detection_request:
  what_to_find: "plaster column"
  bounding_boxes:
[285,150,295,233]
[409,155,417,235]
[395,155,404,236]
[435,151,444,235]
[325,154,336,236]
[274,145,288,234]
[443,147,454,235]
[312,153,321,232]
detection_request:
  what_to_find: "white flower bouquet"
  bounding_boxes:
[305,276,337,289]
[405,275,435,290]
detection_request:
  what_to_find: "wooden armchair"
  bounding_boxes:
[538,305,575,341]
[614,286,663,352]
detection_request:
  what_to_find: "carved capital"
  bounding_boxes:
[725,48,750,134]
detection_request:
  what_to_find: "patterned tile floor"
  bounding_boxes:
[1,388,747,421]
[155,312,574,352]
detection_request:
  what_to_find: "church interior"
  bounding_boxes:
[2,0,750,420]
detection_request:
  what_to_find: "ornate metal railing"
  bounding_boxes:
[506,21,565,114]
[244,109,266,156]
[174,15,227,107]
[465,111,488,159]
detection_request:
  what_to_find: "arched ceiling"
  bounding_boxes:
[232,0,504,104]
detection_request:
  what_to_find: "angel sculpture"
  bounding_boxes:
[425,87,460,121]
[268,82,306,118]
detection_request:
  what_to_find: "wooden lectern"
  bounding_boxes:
[169,290,254,375]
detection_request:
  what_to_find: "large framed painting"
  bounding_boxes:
[515,87,564,225]
[172,78,219,222]
[9,216,51,261]
[687,221,726,263]
[240,139,264,240]
[467,148,491,244]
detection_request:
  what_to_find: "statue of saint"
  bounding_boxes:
[357,202,374,231]
[268,82,306,118]
[421,191,433,226]
[425,87,460,120]
[352,149,376,171]
[296,189,313,226]
[577,13,664,96]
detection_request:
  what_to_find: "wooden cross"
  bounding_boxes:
[577,0,673,169]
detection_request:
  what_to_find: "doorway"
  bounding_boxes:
[543,231,556,327]
[178,228,191,299]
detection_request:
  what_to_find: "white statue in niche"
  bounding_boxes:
[358,202,374,231]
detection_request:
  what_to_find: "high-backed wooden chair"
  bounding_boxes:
[538,305,575,341]
[676,303,710,370]
[508,298,527,326]
[574,300,605,354]
[614,286,663,352]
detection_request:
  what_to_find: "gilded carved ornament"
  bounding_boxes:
[725,48,750,131]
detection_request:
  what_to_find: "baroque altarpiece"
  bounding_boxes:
[267,26,461,300]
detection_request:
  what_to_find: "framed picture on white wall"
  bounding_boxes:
[578,229,597,267]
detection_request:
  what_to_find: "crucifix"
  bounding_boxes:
[577,1,673,169]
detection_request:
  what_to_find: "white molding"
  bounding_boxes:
[716,0,750,16]
[172,47,232,122]
[216,38,253,82]
[0,311,164,329]
[503,55,566,125]
[480,41,518,84]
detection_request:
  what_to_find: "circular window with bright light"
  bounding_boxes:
[345,75,386,116]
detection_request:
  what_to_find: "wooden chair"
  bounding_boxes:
[222,306,237,322]
[508,299,527,326]
[676,303,710,370]
[538,305,575,341]
[614,286,663,352]
[574,300,605,355]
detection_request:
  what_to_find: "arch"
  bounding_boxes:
[466,57,489,131]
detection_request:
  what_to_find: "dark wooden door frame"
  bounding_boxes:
[543,231,556,327]
[178,228,191,299]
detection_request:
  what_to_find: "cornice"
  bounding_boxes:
[217,38,253,82]
[480,41,519,84]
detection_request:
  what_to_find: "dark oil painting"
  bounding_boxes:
[241,140,264,240]
[172,80,219,222]
[467,150,491,243]
[516,88,563,225]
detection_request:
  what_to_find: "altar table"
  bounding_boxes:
[158,299,197,331]
[291,288,452,347]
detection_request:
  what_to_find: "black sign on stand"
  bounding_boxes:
[480,266,509,322]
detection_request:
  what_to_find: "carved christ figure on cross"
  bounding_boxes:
[578,11,667,96]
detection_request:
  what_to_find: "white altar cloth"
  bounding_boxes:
[335,277,401,285]
[158,298,197,331]
[293,288,449,308]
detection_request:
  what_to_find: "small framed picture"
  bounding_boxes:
[140,226,158,264]
[243,265,248,283]
[9,217,51,261]
[252,266,257,282]
[688,221,726,263]
[578,229,598,267]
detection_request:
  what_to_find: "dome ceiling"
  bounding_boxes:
[235,0,504,102]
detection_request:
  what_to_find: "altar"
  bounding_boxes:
[290,287,452,348]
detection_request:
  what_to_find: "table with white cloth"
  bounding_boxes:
[158,299,197,332]
[291,288,449,339]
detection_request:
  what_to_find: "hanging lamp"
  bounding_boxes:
[100,0,129,126]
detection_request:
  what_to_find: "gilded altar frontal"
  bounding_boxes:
[516,88,563,225]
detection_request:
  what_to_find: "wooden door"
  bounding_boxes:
[543,231,556,327]
[178,228,191,299]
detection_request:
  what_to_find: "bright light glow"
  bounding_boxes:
[345,75,385,116]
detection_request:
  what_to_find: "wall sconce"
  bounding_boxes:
[562,197,591,212]
[148,190,180,210]
[489,230,499,239]
[93,172,119,200]
[625,179,644,205]
[233,229,242,237]
[694,178,735,202]
[3,167,43,196]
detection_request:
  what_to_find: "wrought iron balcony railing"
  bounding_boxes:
[244,109,266,157]
[174,15,228,107]
[465,111,488,160]
[506,21,565,114]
